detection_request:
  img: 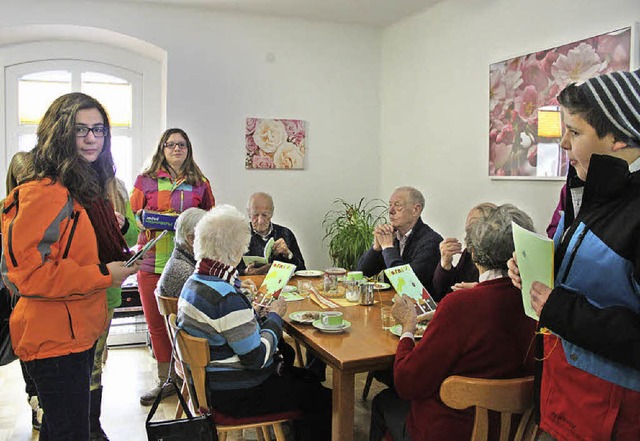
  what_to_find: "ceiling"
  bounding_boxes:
[110,0,442,27]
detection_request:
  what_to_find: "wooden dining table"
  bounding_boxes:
[245,275,401,441]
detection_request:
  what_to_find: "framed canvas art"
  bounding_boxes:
[489,27,634,179]
[245,117,307,169]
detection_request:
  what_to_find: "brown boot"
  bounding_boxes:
[139,362,177,406]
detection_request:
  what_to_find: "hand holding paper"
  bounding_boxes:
[511,222,554,320]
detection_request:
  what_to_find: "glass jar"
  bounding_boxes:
[323,267,346,295]
[345,279,361,302]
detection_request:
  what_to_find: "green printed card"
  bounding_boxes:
[512,222,554,320]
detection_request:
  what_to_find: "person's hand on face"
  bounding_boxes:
[439,238,463,270]
[245,262,272,275]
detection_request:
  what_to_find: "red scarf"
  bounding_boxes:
[196,258,239,285]
[85,197,130,264]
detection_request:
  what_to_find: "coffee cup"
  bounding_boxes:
[321,311,344,328]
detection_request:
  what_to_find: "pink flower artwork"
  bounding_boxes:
[245,117,307,170]
[489,27,631,178]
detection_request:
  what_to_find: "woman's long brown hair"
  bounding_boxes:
[140,128,207,186]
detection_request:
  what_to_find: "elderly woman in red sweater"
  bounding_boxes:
[370,204,537,441]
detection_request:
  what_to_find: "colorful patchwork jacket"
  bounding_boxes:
[130,170,215,274]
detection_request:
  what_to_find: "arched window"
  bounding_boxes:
[0,32,165,196]
[6,61,140,190]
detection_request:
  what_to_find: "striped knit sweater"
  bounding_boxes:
[177,273,282,390]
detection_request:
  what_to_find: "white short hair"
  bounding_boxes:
[194,204,251,265]
[394,186,425,214]
[175,208,206,248]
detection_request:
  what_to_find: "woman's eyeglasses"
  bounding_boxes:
[75,126,108,138]
[163,141,188,150]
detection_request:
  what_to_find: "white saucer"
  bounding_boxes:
[289,311,321,324]
[312,319,351,333]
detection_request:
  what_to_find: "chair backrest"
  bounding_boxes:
[156,294,178,342]
[439,375,536,441]
[156,293,178,318]
[168,313,211,413]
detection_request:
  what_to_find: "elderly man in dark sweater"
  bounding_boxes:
[357,186,442,294]
[237,192,306,275]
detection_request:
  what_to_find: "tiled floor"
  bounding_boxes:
[0,344,385,440]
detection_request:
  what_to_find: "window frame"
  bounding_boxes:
[0,39,164,196]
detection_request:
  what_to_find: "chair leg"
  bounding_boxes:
[273,422,287,441]
[362,371,374,400]
[294,340,305,367]
[256,427,266,441]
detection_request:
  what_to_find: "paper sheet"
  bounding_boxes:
[512,222,554,320]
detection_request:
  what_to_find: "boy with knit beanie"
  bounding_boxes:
[509,69,640,441]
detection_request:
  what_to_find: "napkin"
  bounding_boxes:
[308,286,340,309]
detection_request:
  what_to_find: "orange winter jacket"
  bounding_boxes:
[1,179,112,361]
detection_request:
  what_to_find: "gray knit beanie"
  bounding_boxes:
[580,69,640,143]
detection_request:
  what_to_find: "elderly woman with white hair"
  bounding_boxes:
[370,204,538,441]
[177,204,331,441]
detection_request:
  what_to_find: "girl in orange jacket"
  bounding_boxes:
[1,93,138,440]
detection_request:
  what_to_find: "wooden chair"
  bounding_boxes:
[167,314,300,441]
[439,375,537,441]
[155,294,189,418]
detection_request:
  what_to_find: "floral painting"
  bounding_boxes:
[245,117,307,169]
[489,27,631,178]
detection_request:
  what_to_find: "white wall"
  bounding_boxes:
[380,0,640,240]
[0,0,382,270]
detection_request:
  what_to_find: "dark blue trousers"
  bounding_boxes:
[370,387,412,441]
[24,346,96,441]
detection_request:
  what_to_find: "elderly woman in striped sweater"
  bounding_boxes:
[177,204,331,441]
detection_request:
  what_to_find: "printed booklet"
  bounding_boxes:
[384,264,437,313]
[242,237,275,266]
[254,261,297,306]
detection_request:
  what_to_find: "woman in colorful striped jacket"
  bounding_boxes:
[130,128,215,404]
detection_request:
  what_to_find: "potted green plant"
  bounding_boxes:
[322,198,388,270]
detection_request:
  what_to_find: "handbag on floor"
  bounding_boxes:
[145,376,217,441]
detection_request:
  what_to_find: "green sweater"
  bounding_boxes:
[106,199,139,309]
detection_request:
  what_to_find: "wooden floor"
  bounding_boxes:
[0,344,385,441]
